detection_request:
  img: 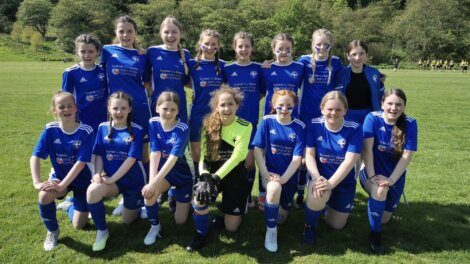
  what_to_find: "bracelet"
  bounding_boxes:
[367,174,376,180]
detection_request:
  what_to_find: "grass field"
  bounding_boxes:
[0,61,469,263]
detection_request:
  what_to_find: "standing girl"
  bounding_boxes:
[141,91,193,246]
[30,91,94,251]
[86,92,147,251]
[188,86,252,251]
[62,34,107,132]
[295,29,345,209]
[222,31,265,208]
[252,90,305,252]
[100,15,151,139]
[359,89,417,254]
[303,91,362,245]
[259,33,304,209]
[187,29,226,178]
[147,16,191,122]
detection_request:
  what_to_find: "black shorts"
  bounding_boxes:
[218,163,249,216]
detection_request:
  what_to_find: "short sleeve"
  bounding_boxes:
[128,127,144,159]
[32,128,49,159]
[77,130,94,162]
[293,125,305,156]
[149,121,161,152]
[347,126,363,154]
[61,70,74,94]
[404,119,418,151]
[93,126,105,156]
[170,127,189,157]
[362,113,375,138]
[305,122,317,148]
[251,119,267,148]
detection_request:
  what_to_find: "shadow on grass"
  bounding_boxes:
[59,194,470,261]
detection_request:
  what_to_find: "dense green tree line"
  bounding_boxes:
[3,0,469,63]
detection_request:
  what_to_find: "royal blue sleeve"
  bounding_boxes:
[293,125,305,156]
[99,47,107,69]
[61,70,74,94]
[92,126,104,156]
[149,121,161,153]
[347,126,363,154]
[32,128,49,159]
[332,59,345,91]
[77,130,94,163]
[183,50,191,84]
[128,127,144,159]
[363,113,375,138]
[170,127,189,157]
[258,66,266,95]
[142,54,151,83]
[404,119,418,151]
[252,119,266,148]
[305,123,317,148]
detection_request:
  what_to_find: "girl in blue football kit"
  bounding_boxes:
[86,92,147,251]
[259,33,304,209]
[359,89,417,254]
[252,90,305,252]
[62,34,107,132]
[187,29,225,178]
[141,91,193,246]
[303,91,362,245]
[30,91,94,251]
[295,29,344,209]
[147,16,191,122]
[100,15,151,137]
[223,31,265,209]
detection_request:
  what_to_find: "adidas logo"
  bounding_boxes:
[231,72,238,76]
[379,126,386,132]
[233,208,241,213]
[53,138,61,144]
[156,56,163,60]
[111,53,119,58]
[270,71,277,76]
[370,212,380,217]
[316,136,324,141]
[270,129,277,135]
[79,77,87,83]
[345,204,351,209]
[196,66,203,71]
[185,194,190,198]
[266,218,276,222]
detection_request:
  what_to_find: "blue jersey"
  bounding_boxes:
[188,59,226,122]
[306,117,362,185]
[100,45,150,108]
[297,55,344,119]
[93,122,147,188]
[147,45,191,122]
[62,64,108,131]
[223,62,265,125]
[252,115,305,175]
[363,111,418,178]
[149,117,193,181]
[262,62,304,116]
[32,122,94,189]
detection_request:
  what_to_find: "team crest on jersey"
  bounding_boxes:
[106,153,114,161]
[232,136,238,143]
[373,74,378,82]
[231,72,238,77]
[86,95,95,102]
[157,133,161,139]
[250,71,258,78]
[270,129,277,135]
[166,136,177,145]
[200,81,207,87]
[288,133,296,142]
[98,73,105,81]
[378,145,387,152]
[132,56,139,62]
[123,136,133,145]
[337,138,346,148]
[56,157,64,165]
[319,157,327,163]
[271,147,277,154]
[160,73,168,80]
[290,71,299,79]
[72,140,82,149]
[112,68,120,75]
[80,77,87,83]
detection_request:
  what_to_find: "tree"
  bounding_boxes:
[0,0,22,33]
[16,0,52,37]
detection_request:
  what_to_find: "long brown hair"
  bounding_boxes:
[383,88,408,160]
[107,91,133,144]
[113,15,143,50]
[194,29,221,76]
[271,33,294,61]
[203,85,243,161]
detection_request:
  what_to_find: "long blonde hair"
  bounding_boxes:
[310,29,333,85]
